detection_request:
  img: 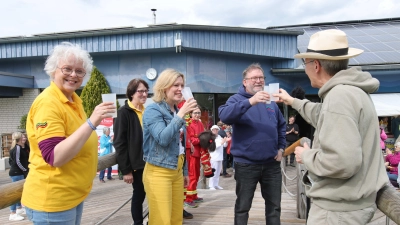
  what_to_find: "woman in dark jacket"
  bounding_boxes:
[8,132,29,221]
[113,78,149,225]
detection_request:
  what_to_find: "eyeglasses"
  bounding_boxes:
[244,76,266,82]
[302,60,315,66]
[58,67,86,78]
[136,90,149,94]
[192,112,201,115]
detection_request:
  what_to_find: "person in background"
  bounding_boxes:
[8,132,29,221]
[380,117,389,133]
[225,127,234,172]
[209,125,229,190]
[99,127,114,183]
[184,106,207,208]
[142,69,198,225]
[392,115,400,141]
[21,42,116,225]
[219,63,286,225]
[276,29,388,224]
[380,127,387,152]
[217,121,231,178]
[385,142,400,184]
[113,78,149,225]
[285,115,299,167]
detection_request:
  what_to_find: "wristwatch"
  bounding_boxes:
[279,148,285,153]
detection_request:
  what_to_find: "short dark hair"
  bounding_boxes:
[126,79,149,101]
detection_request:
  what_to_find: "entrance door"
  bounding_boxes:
[192,93,233,130]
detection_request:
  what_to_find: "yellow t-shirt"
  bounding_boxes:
[22,82,98,212]
[127,100,145,127]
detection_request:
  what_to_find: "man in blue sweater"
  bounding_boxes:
[219,63,286,225]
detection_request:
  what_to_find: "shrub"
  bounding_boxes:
[80,66,111,117]
[18,114,27,130]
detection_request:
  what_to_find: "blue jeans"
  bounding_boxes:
[387,172,398,182]
[99,167,112,180]
[10,175,24,212]
[26,202,84,225]
[234,161,282,225]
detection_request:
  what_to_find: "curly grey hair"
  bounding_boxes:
[44,42,93,80]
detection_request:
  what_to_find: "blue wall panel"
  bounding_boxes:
[0,29,297,62]
[1,50,399,94]
[182,30,297,59]
[91,55,120,92]
[185,52,274,93]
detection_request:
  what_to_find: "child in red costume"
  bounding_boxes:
[182,105,213,207]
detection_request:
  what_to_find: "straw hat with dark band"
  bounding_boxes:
[294,29,364,60]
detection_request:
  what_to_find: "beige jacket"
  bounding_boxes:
[292,67,388,211]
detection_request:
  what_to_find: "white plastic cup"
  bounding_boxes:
[264,86,271,104]
[101,93,117,118]
[269,83,279,101]
[181,87,194,100]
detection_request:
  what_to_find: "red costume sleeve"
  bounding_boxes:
[200,148,212,176]
[226,140,232,155]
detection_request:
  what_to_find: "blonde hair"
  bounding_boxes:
[152,69,185,103]
[11,132,23,149]
[395,142,400,148]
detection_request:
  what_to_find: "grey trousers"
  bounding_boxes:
[307,203,376,225]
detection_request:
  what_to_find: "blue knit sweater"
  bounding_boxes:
[218,86,286,164]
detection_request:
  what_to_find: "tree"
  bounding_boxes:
[18,114,27,131]
[80,66,111,117]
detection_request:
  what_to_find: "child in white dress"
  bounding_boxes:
[209,125,229,190]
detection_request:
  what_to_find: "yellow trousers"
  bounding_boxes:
[143,155,184,225]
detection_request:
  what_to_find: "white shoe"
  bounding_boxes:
[16,208,26,215]
[9,213,24,221]
[209,187,216,190]
[215,186,224,190]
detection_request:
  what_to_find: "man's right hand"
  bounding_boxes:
[275,89,295,106]
[249,91,270,106]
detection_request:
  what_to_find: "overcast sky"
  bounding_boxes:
[1,0,399,37]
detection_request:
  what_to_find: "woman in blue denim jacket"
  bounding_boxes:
[143,68,198,225]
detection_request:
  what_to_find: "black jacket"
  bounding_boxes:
[113,100,145,175]
[9,144,29,177]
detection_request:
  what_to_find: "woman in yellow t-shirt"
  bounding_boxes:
[22,42,116,224]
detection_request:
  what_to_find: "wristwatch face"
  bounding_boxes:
[146,68,157,80]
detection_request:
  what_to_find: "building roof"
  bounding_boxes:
[0,23,303,43]
[0,24,302,60]
[267,17,400,66]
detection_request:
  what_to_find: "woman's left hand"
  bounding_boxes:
[184,176,189,188]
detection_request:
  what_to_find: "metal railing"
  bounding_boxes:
[0,152,148,224]
[281,138,400,223]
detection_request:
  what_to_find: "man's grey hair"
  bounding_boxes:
[242,63,264,79]
[318,59,349,76]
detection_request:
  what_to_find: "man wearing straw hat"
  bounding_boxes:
[276,29,388,224]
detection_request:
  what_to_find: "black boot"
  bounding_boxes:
[183,210,193,219]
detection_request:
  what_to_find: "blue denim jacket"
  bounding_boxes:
[143,101,188,176]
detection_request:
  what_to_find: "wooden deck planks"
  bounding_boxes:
[0,166,395,224]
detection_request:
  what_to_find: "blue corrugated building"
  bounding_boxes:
[0,19,399,133]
